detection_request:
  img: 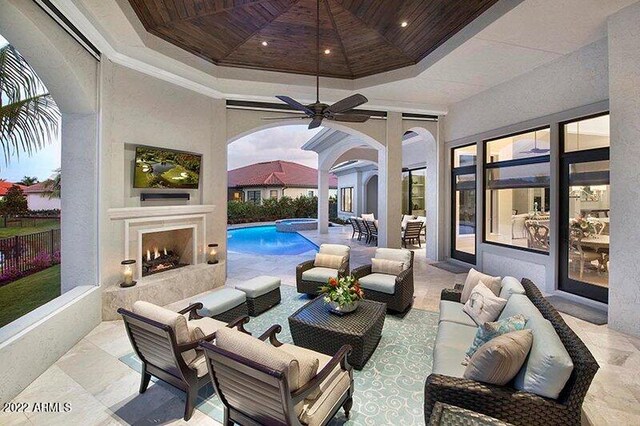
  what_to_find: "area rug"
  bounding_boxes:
[431,262,470,274]
[546,295,608,325]
[120,286,438,425]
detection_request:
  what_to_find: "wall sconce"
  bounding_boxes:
[120,259,137,288]
[207,243,219,264]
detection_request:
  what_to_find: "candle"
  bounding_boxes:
[123,266,133,285]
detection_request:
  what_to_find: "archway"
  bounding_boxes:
[364,174,379,217]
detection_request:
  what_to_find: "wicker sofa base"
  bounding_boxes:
[296,279,323,296]
[246,287,281,316]
[212,302,249,323]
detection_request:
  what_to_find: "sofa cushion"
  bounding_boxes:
[216,328,319,392]
[314,253,345,269]
[514,315,574,399]
[319,244,350,258]
[464,330,533,386]
[499,277,526,299]
[498,294,544,322]
[465,314,528,364]
[194,288,246,318]
[371,258,405,275]
[302,267,339,283]
[374,248,412,269]
[187,317,226,340]
[358,273,397,295]
[438,300,476,327]
[235,275,281,298]
[461,268,502,303]
[133,301,197,364]
[432,321,478,378]
[462,282,507,325]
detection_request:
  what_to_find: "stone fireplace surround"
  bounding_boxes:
[103,205,224,320]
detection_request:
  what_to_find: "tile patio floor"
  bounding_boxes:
[2,225,639,425]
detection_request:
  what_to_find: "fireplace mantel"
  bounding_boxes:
[107,204,215,220]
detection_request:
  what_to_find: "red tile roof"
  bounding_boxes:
[22,181,54,194]
[228,161,337,188]
[0,181,25,196]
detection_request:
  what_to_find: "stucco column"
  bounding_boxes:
[378,112,403,248]
[608,2,640,337]
[318,168,330,234]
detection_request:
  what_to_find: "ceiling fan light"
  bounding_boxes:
[401,21,408,28]
[324,49,331,55]
[261,41,268,47]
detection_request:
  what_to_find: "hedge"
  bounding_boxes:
[228,195,338,224]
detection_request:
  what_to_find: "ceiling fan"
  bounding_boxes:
[264,0,370,129]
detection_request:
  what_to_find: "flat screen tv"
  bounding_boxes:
[133,146,202,189]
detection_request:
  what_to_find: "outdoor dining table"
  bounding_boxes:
[580,234,609,250]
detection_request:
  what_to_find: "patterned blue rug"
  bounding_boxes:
[120,286,438,425]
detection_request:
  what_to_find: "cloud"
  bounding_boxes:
[228,125,321,170]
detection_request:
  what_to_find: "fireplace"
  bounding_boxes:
[140,227,196,277]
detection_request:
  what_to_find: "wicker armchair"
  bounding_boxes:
[200,325,354,426]
[352,249,414,312]
[118,302,249,421]
[424,278,599,426]
[296,244,350,295]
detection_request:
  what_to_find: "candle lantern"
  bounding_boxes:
[120,259,137,288]
[207,243,219,264]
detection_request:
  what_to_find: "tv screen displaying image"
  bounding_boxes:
[133,146,202,189]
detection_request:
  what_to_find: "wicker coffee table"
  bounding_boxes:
[288,297,386,369]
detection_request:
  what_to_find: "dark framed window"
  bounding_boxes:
[451,143,477,264]
[484,127,551,253]
[246,190,261,204]
[340,187,353,213]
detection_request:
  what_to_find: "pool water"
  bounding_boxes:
[227,225,319,255]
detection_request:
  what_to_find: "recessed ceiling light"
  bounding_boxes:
[324,49,331,54]
[261,41,268,46]
[401,21,408,28]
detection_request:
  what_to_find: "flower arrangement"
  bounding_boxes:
[571,215,596,237]
[319,275,364,314]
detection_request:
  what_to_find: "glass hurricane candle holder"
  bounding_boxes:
[207,243,219,264]
[120,259,137,288]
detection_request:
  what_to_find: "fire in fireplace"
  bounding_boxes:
[140,227,195,277]
[142,246,188,276]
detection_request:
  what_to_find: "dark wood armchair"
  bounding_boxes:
[118,302,249,421]
[200,324,354,426]
[402,220,424,247]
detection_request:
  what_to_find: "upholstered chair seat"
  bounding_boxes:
[297,244,350,295]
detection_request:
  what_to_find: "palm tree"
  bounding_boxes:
[0,40,60,167]
[18,176,38,186]
[44,168,60,199]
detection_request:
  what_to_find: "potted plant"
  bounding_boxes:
[571,215,597,237]
[319,275,364,315]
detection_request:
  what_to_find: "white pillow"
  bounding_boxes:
[401,215,415,229]
[463,282,508,325]
[371,258,404,275]
[314,253,344,269]
[361,213,375,222]
[461,268,502,303]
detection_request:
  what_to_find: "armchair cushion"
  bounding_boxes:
[314,253,345,269]
[461,268,502,303]
[187,317,226,340]
[187,353,209,378]
[371,258,405,275]
[215,327,319,392]
[374,248,412,270]
[358,273,397,294]
[361,213,375,221]
[319,244,350,258]
[133,300,197,364]
[401,214,416,229]
[302,267,339,283]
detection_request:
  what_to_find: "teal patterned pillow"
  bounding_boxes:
[463,314,527,365]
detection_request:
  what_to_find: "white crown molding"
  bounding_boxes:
[107,205,215,220]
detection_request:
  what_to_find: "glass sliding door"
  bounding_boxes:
[451,144,477,264]
[559,114,610,303]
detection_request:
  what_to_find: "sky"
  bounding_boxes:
[0,34,61,183]
[228,125,321,170]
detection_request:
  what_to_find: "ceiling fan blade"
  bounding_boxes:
[262,116,308,120]
[276,95,314,115]
[308,116,323,129]
[330,113,370,123]
[325,94,368,114]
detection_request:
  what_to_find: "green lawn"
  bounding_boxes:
[0,219,60,238]
[0,264,61,328]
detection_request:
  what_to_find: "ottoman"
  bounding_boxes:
[235,276,281,316]
[194,287,248,323]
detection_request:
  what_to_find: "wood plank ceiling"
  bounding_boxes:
[128,0,500,79]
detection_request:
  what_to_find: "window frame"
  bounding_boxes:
[450,142,477,264]
[269,189,278,199]
[340,187,353,213]
[482,126,552,255]
[246,190,261,204]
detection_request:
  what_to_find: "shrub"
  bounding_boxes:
[227,195,338,224]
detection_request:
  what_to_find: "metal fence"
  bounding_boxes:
[0,229,61,276]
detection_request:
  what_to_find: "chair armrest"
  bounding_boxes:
[178,302,203,319]
[291,344,353,404]
[441,288,462,303]
[257,324,283,347]
[454,283,464,291]
[226,315,251,334]
[351,264,372,280]
[297,260,315,283]
[177,333,216,352]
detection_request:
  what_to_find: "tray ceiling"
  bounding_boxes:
[127,0,499,79]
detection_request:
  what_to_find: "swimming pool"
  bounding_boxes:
[227,225,319,256]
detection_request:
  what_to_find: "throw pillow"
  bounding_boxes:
[314,253,344,269]
[371,258,405,275]
[462,282,508,326]
[463,330,533,386]
[464,314,527,364]
[461,268,502,303]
